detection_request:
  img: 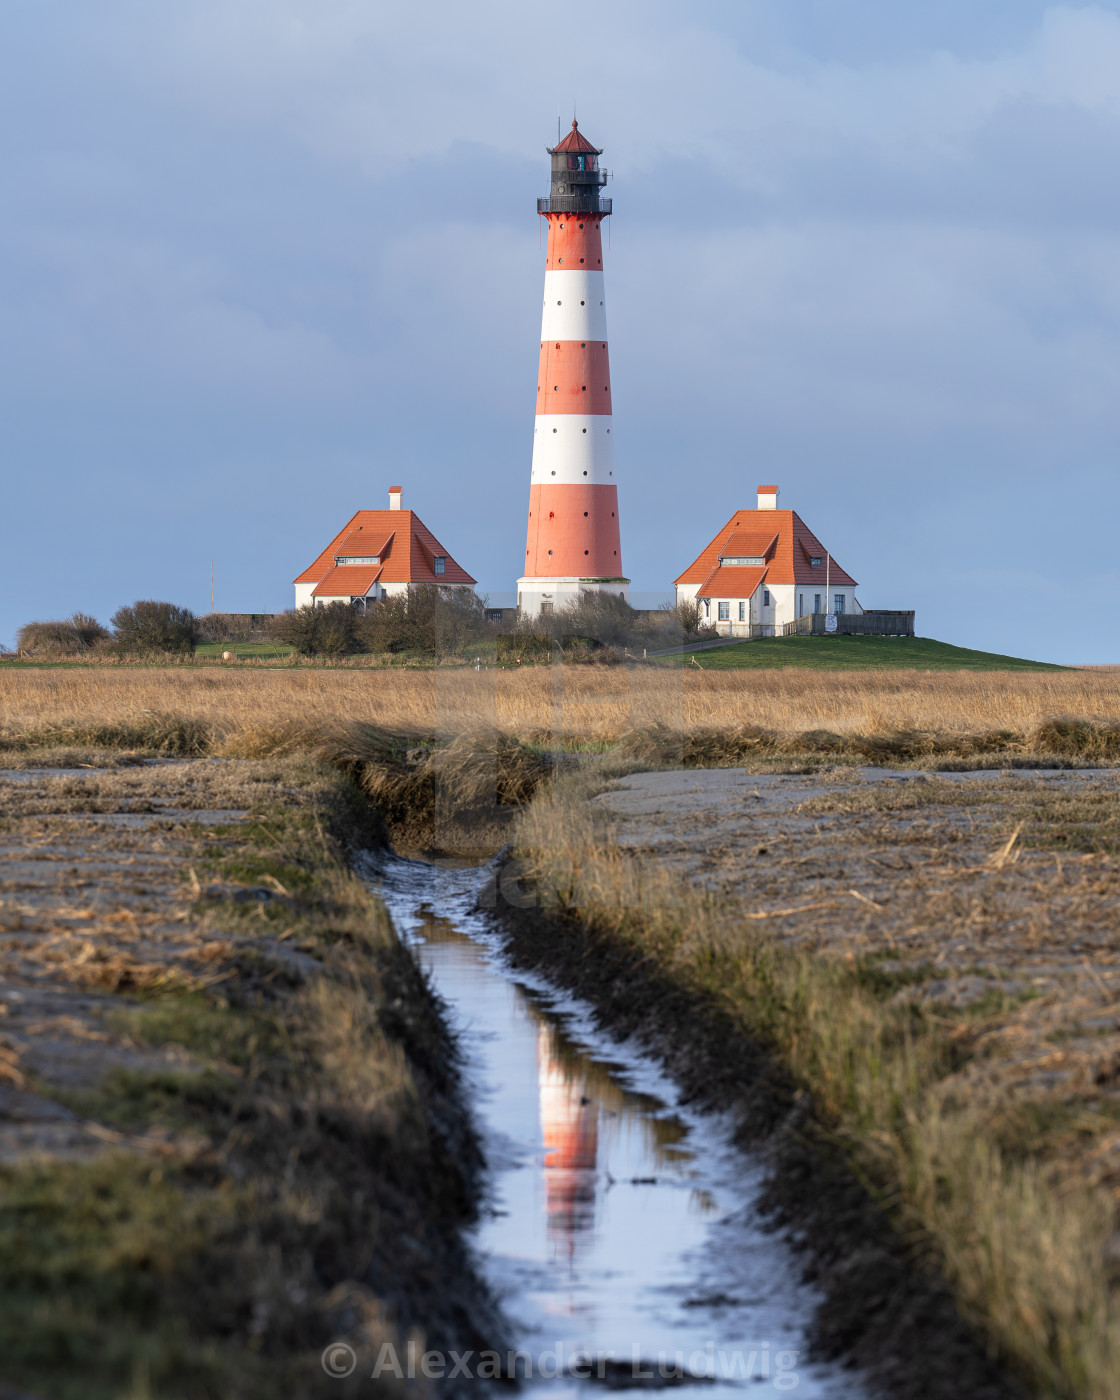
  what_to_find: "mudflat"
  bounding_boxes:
[595,765,1120,1174]
[0,755,494,1399]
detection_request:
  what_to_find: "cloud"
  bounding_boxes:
[3,2,1120,660]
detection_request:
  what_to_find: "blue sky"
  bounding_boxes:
[3,1,1120,662]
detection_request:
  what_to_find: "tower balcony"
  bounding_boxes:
[537,195,612,215]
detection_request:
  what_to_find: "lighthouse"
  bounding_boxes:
[517,120,628,617]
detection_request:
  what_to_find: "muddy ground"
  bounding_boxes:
[593,765,1120,1190]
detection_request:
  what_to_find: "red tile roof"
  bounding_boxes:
[312,565,383,598]
[550,120,602,155]
[294,510,476,589]
[335,528,395,561]
[715,529,779,561]
[676,510,857,589]
[696,565,768,600]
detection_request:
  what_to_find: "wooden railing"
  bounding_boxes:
[780,611,915,637]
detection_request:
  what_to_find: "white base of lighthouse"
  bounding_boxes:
[517,575,630,618]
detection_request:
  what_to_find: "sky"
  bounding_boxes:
[3,1,1120,662]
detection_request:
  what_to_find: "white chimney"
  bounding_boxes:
[757,484,779,511]
[388,485,402,511]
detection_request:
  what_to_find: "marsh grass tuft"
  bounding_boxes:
[3,666,1120,764]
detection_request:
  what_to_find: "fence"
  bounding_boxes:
[779,611,914,637]
[536,196,612,214]
[719,623,776,639]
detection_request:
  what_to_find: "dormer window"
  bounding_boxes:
[433,556,446,576]
[720,555,764,566]
[336,555,379,565]
[810,556,823,568]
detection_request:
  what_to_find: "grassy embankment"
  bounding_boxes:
[503,758,1120,1400]
[0,736,526,1398]
[662,633,1067,670]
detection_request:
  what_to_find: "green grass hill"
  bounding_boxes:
[660,635,1067,671]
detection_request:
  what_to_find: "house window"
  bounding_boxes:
[540,601,553,615]
[720,555,765,566]
[810,556,823,568]
[834,594,845,614]
[433,556,446,575]
[799,593,804,616]
[718,601,730,621]
[814,594,821,613]
[762,588,771,607]
[738,601,746,621]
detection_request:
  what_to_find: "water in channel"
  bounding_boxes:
[372,854,861,1398]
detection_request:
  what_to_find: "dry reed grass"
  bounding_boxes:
[3,665,1120,754]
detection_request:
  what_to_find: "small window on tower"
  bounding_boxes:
[433,557,446,576]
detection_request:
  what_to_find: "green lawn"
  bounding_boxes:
[660,634,1067,671]
[194,640,292,659]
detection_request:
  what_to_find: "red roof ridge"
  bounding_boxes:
[335,527,395,560]
[696,564,768,600]
[550,119,602,155]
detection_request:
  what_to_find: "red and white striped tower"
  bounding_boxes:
[517,120,628,616]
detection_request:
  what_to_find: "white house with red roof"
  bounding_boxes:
[675,485,860,636]
[293,487,476,609]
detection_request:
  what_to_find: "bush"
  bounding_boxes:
[269,603,360,656]
[111,601,200,656]
[196,613,273,643]
[269,591,490,659]
[661,598,710,639]
[17,613,110,656]
[504,593,717,655]
[356,587,490,658]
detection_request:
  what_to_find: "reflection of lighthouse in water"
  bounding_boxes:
[537,1024,599,1248]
